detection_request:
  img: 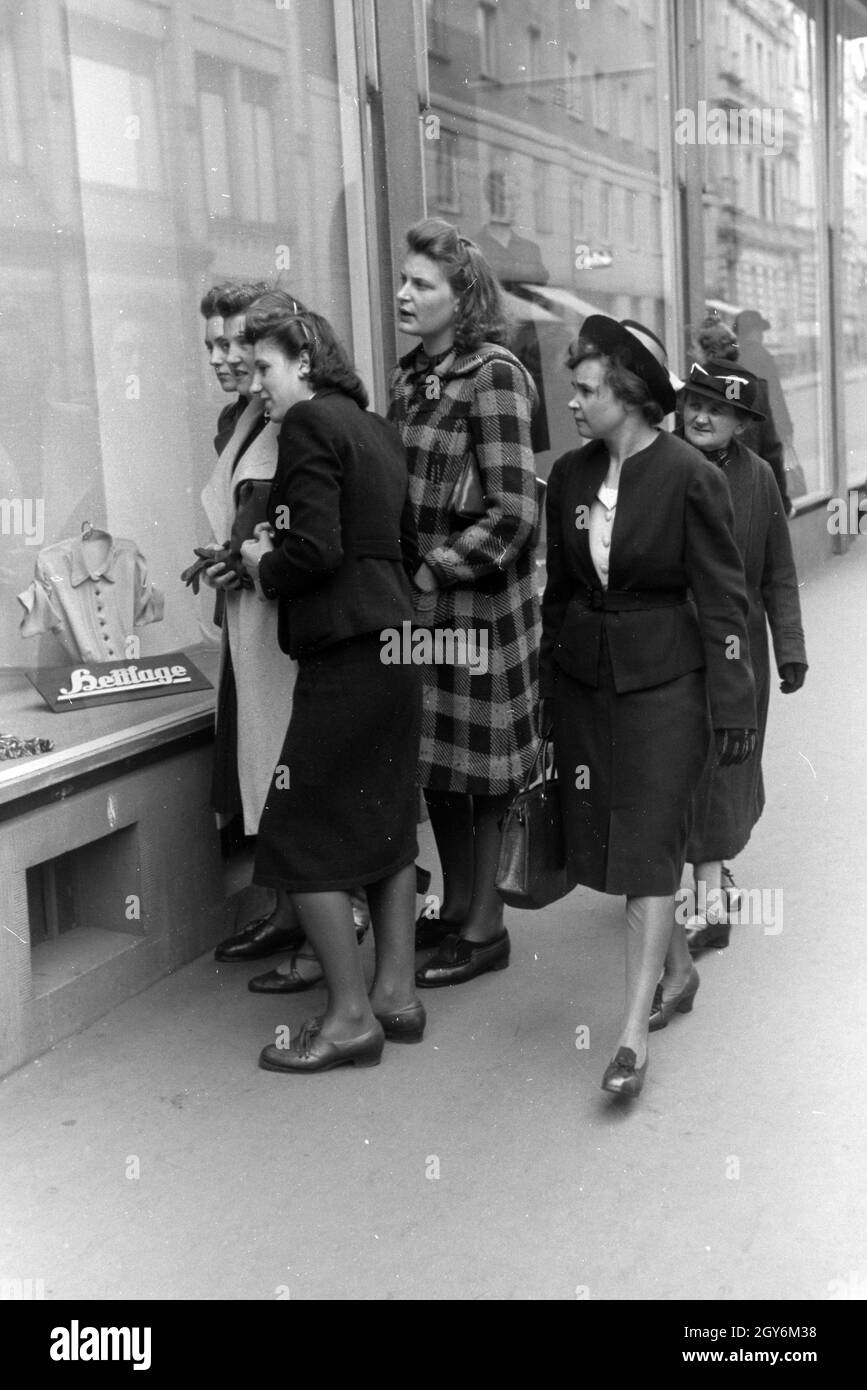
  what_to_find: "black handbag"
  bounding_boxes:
[447,452,486,523]
[495,734,577,910]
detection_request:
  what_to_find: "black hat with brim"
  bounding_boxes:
[578,314,677,415]
[682,361,766,420]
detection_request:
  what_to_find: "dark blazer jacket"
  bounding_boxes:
[258,389,417,658]
[540,431,757,730]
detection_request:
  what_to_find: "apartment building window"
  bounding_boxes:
[571,174,585,237]
[197,56,232,218]
[435,129,460,211]
[238,69,277,224]
[425,0,447,56]
[592,73,610,131]
[533,158,551,233]
[70,53,163,191]
[642,92,657,149]
[624,187,636,247]
[618,80,634,140]
[567,50,583,119]
[0,34,24,165]
[527,25,541,94]
[478,4,497,79]
[599,181,611,241]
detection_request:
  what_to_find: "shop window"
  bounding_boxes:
[0,34,24,166]
[840,11,867,485]
[699,0,827,499]
[423,0,678,472]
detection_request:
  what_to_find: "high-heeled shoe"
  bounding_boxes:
[648,966,700,1031]
[601,1046,648,1098]
[685,913,730,954]
[373,1001,426,1043]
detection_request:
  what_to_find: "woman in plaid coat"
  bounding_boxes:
[388,218,540,990]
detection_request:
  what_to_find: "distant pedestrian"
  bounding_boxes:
[678,361,807,951]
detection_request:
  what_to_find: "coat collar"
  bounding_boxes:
[398,340,528,381]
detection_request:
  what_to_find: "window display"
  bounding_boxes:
[0,0,370,773]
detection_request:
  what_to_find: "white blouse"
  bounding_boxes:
[588,483,618,590]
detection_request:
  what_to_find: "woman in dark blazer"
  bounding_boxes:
[239,305,423,1073]
[540,317,758,1099]
[678,362,807,950]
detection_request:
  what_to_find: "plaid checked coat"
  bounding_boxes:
[388,341,540,794]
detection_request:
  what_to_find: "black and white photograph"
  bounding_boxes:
[0,0,865,1340]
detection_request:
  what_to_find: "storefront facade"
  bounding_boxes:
[0,0,863,1076]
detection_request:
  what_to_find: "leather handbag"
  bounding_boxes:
[447,453,486,523]
[495,734,577,910]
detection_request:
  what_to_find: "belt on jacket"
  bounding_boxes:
[574,587,689,612]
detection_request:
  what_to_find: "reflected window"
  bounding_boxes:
[0,35,24,166]
[592,73,610,131]
[534,159,552,234]
[478,4,497,79]
[197,56,232,219]
[435,129,460,213]
[70,53,163,190]
[238,70,277,224]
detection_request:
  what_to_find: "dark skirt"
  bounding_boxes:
[552,638,710,896]
[254,634,422,892]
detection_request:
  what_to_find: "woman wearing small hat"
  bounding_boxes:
[540,318,758,1099]
[678,361,807,951]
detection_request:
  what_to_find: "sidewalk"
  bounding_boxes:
[2,540,866,1301]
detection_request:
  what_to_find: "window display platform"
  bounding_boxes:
[0,647,225,1080]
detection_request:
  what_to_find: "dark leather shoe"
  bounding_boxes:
[258,1017,384,1073]
[415,913,464,950]
[648,966,700,1031]
[248,953,325,993]
[601,1046,648,1097]
[373,1001,426,1043]
[215,913,304,962]
[685,917,730,954]
[416,931,510,988]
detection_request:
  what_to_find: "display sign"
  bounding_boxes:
[27,652,213,713]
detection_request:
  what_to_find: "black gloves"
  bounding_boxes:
[779,662,807,694]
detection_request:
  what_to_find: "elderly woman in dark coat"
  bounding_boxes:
[388,218,540,989]
[541,318,758,1100]
[678,362,808,951]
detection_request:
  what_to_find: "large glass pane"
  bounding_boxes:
[698,0,826,500]
[421,0,679,474]
[840,1,867,487]
[0,0,370,677]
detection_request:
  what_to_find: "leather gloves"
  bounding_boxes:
[180,546,251,594]
[714,728,758,766]
[779,662,807,693]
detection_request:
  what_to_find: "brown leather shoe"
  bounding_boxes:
[416,930,510,988]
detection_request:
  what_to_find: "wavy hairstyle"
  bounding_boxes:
[566,337,665,427]
[199,281,306,319]
[243,297,368,409]
[404,218,509,354]
[695,314,739,363]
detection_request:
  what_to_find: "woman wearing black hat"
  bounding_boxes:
[678,362,807,952]
[540,318,758,1099]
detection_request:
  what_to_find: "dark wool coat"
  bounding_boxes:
[687,438,807,861]
[541,431,758,894]
[388,342,540,795]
